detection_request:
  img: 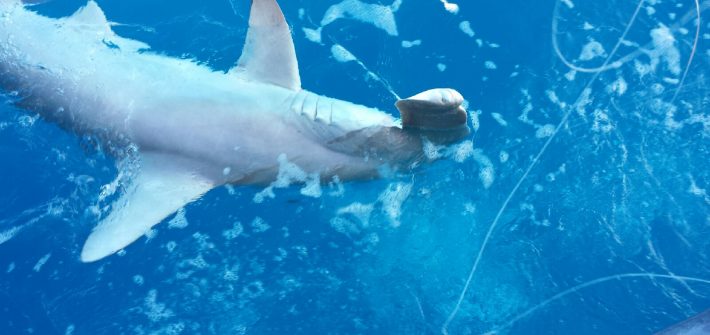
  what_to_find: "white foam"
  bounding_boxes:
[650,24,681,75]
[561,0,575,9]
[300,173,323,198]
[328,175,346,197]
[0,225,22,245]
[378,182,412,227]
[651,83,665,95]
[472,150,495,188]
[565,70,577,81]
[144,290,174,322]
[519,102,535,126]
[423,139,444,160]
[223,264,240,281]
[463,203,476,215]
[437,63,447,72]
[33,253,51,272]
[165,241,177,252]
[470,110,481,131]
[688,176,708,199]
[499,151,509,163]
[491,112,508,127]
[607,77,628,96]
[459,21,475,37]
[167,208,189,229]
[478,167,495,189]
[575,88,592,116]
[251,217,270,233]
[298,8,306,20]
[144,229,158,241]
[592,109,613,133]
[155,323,185,335]
[401,40,422,48]
[330,216,361,235]
[484,60,497,70]
[331,44,357,63]
[579,40,606,61]
[535,124,556,138]
[254,154,321,203]
[664,104,682,131]
[546,90,567,110]
[303,27,323,44]
[222,221,244,240]
[448,140,474,163]
[634,59,652,77]
[663,77,680,85]
[440,0,460,14]
[321,0,400,37]
[337,202,375,227]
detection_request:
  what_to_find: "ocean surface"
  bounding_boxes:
[1,0,709,334]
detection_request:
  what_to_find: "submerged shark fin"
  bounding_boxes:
[232,0,301,90]
[69,1,108,26]
[80,153,215,263]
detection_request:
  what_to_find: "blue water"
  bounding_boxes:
[1,0,709,334]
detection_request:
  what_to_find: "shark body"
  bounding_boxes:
[0,0,468,262]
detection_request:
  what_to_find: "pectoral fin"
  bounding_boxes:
[80,153,215,263]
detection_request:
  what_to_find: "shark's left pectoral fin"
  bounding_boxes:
[231,0,301,90]
[80,153,215,263]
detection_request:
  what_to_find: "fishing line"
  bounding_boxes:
[483,273,710,334]
[668,0,701,105]
[443,0,703,332]
[327,35,402,101]
[551,0,704,75]
[352,55,402,101]
[441,0,645,333]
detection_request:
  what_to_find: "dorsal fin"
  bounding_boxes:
[231,0,301,91]
[66,1,149,52]
[69,1,109,27]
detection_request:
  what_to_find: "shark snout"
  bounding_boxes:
[395,88,468,130]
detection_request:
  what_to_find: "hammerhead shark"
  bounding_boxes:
[0,0,468,262]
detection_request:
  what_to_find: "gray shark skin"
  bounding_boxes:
[0,0,468,262]
[656,309,710,335]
